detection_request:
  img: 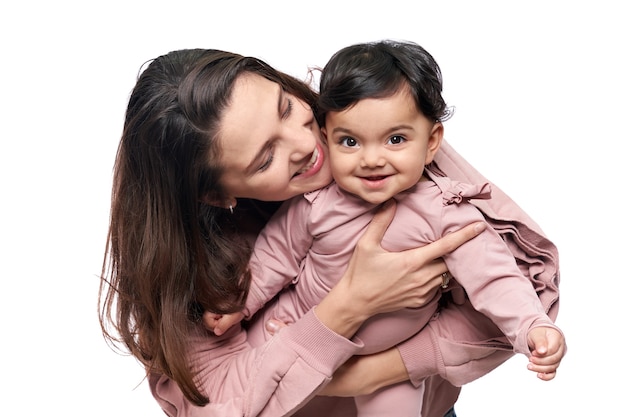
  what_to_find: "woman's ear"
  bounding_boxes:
[425,122,444,164]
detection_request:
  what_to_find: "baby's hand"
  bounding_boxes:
[202,311,245,336]
[527,326,567,381]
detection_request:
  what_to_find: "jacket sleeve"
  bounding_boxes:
[439,203,553,356]
[398,139,561,388]
[149,309,364,417]
[433,139,560,319]
[245,196,314,317]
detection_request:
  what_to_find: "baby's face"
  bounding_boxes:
[323,87,443,205]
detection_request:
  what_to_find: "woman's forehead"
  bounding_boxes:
[218,74,281,172]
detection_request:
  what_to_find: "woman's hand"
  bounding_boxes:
[315,199,486,338]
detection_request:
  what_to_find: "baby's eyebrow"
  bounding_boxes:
[329,126,354,135]
[330,124,415,136]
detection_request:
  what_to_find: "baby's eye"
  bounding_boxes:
[339,137,359,148]
[387,135,406,145]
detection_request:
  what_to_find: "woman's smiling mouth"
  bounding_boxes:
[292,145,323,179]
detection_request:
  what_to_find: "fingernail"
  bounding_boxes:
[266,320,279,334]
[474,222,487,233]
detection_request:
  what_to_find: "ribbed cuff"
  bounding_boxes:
[397,325,445,387]
[278,309,364,377]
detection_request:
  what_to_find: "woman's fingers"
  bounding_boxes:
[406,222,486,265]
[362,200,485,263]
[334,201,486,320]
[360,199,396,248]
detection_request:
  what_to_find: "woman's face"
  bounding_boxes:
[217,73,332,202]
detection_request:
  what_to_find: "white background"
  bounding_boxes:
[1,1,623,416]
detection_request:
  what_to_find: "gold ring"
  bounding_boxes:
[441,272,451,289]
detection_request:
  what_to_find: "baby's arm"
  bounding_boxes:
[527,325,567,380]
[245,196,314,316]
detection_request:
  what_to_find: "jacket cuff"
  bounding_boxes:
[279,309,364,377]
[397,325,445,387]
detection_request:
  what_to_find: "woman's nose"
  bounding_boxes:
[287,100,318,161]
[287,126,316,162]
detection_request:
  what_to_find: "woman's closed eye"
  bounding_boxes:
[258,149,274,172]
[282,98,293,119]
[257,95,291,173]
[255,94,292,173]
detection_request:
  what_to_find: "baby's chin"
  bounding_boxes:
[362,196,392,205]
[350,190,393,206]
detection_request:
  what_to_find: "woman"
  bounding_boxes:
[99,48,560,417]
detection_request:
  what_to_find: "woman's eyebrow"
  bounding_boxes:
[277,88,284,116]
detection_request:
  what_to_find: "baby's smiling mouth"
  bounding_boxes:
[360,175,389,181]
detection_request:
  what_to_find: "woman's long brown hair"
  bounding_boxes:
[98,49,318,405]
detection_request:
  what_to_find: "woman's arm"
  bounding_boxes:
[153,311,364,417]
[314,302,511,399]
[317,347,408,397]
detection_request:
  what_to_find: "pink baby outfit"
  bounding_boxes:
[242,165,558,416]
[246,169,552,354]
[148,140,561,417]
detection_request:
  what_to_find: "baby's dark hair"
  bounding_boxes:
[318,40,453,125]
